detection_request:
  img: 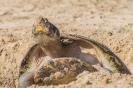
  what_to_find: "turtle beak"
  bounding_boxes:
[35,25,48,34]
[33,24,50,36]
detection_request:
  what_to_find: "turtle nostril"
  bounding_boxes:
[38,31,43,35]
[39,32,41,34]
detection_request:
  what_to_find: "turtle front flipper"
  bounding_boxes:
[18,44,46,88]
[60,34,131,74]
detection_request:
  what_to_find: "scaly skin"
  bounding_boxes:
[18,16,131,88]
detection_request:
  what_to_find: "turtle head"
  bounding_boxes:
[33,16,60,46]
[33,16,60,38]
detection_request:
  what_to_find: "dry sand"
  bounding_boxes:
[0,0,133,88]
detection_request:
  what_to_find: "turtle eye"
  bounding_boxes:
[46,31,54,38]
[40,18,48,27]
[46,33,53,38]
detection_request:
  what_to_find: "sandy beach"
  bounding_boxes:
[0,0,133,88]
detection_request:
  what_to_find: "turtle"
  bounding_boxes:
[18,16,131,88]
